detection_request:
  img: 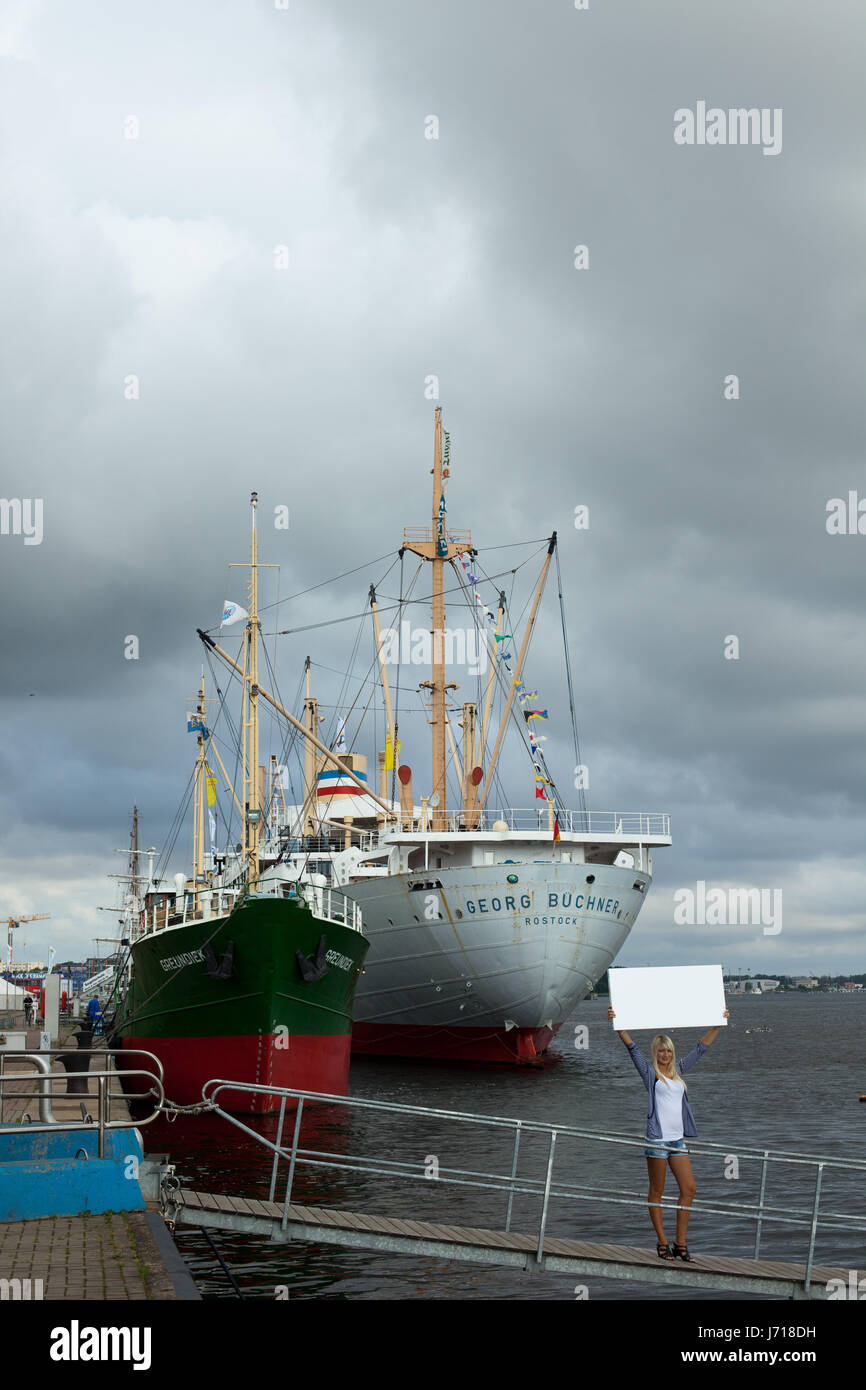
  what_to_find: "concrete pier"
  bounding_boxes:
[0,1012,200,1301]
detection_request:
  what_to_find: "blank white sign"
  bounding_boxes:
[609,964,727,1032]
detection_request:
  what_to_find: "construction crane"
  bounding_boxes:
[3,914,50,968]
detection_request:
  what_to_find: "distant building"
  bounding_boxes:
[842,981,863,991]
[727,979,779,994]
[52,961,89,993]
[793,978,819,989]
[1,961,47,991]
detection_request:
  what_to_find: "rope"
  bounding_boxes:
[156,1098,219,1121]
[555,542,587,820]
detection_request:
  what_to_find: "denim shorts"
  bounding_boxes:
[644,1138,688,1160]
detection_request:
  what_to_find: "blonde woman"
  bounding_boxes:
[607,1004,729,1261]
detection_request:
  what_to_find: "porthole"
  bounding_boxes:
[585,874,596,884]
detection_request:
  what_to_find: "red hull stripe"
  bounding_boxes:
[351,1022,561,1065]
[120,1032,351,1113]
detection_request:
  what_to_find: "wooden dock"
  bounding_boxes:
[171,1189,846,1298]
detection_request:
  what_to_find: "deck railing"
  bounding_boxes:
[433,809,672,836]
[164,878,365,934]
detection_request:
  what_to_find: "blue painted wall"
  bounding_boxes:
[0,1127,145,1222]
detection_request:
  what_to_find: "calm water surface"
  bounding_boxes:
[147,995,866,1299]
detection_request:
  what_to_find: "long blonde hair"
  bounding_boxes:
[650,1033,686,1088]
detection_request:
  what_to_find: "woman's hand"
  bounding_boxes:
[607,1006,615,1021]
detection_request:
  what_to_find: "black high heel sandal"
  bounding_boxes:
[672,1243,695,1262]
[656,1242,675,1260]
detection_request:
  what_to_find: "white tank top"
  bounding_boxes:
[655,1075,685,1141]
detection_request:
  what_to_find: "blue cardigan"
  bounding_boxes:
[625,1039,709,1140]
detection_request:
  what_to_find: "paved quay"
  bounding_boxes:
[0,1211,185,1300]
[0,1011,200,1301]
[0,1017,115,1126]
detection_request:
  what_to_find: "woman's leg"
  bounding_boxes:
[668,1153,697,1247]
[645,1157,668,1243]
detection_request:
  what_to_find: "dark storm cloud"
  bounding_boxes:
[1,0,864,969]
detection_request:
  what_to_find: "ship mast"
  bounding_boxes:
[244,492,262,889]
[192,678,208,886]
[130,806,139,907]
[402,408,473,832]
[302,655,321,836]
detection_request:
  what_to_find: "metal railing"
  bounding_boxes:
[196,1081,865,1291]
[156,877,365,935]
[0,1048,165,1157]
[297,884,364,933]
[402,527,473,547]
[436,809,672,837]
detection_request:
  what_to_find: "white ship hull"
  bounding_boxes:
[342,853,651,1062]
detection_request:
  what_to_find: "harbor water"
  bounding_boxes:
[148,994,865,1299]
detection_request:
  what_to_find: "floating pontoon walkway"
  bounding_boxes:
[168,1188,850,1299]
[156,1080,866,1300]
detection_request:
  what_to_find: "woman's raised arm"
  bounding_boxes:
[607,1005,632,1045]
[700,1007,730,1045]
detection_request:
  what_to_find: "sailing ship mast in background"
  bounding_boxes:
[396,405,558,832]
[243,492,262,889]
[198,499,396,839]
[400,407,474,831]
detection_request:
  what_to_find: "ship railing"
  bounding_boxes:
[402,527,473,547]
[194,1081,866,1290]
[0,1048,165,1157]
[167,877,364,933]
[442,809,671,837]
[299,884,364,935]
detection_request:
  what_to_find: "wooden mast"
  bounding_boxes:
[430,409,447,829]
[302,655,321,836]
[130,805,139,908]
[192,677,207,887]
[401,408,473,832]
[370,585,398,782]
[245,493,261,889]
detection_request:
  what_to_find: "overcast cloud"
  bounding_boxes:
[1,0,865,976]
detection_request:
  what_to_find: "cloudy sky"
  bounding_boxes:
[1,0,864,975]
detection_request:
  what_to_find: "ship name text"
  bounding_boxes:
[464,893,620,917]
[325,949,353,972]
[159,949,205,973]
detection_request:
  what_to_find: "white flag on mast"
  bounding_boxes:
[221,600,249,628]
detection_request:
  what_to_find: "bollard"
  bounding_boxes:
[58,1050,92,1095]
